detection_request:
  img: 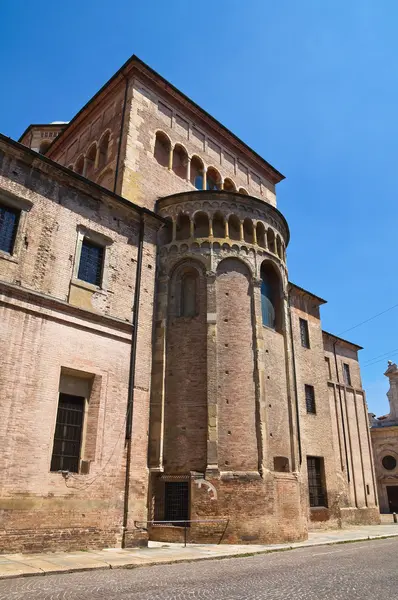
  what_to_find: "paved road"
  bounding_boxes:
[0,538,397,599]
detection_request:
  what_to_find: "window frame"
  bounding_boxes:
[325,356,332,380]
[343,363,352,386]
[72,226,113,291]
[307,456,327,508]
[50,393,85,473]
[305,384,316,414]
[0,192,32,262]
[299,317,310,348]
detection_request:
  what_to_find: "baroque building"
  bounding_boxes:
[370,362,398,513]
[0,55,379,553]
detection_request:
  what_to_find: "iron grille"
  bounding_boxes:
[0,204,19,254]
[300,318,310,348]
[50,394,84,473]
[307,456,327,507]
[164,481,189,524]
[305,384,316,414]
[78,239,104,286]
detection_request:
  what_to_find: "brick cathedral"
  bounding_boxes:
[0,55,379,553]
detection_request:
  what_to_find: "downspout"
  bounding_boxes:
[333,339,350,482]
[288,297,302,465]
[122,213,145,547]
[114,74,129,194]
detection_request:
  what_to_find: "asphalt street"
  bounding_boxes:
[0,538,397,599]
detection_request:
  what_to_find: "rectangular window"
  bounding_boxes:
[307,456,327,507]
[50,393,85,473]
[343,363,352,386]
[299,318,310,348]
[78,238,104,286]
[305,384,316,414]
[164,481,189,524]
[325,356,332,379]
[0,203,20,254]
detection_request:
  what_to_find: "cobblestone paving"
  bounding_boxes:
[0,538,396,599]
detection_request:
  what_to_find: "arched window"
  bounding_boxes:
[276,235,282,259]
[194,212,209,238]
[154,131,171,168]
[256,222,266,248]
[212,212,225,238]
[98,131,111,170]
[85,144,97,179]
[176,213,191,240]
[260,262,282,331]
[243,218,254,244]
[39,140,51,154]
[223,178,236,192]
[228,215,241,240]
[206,167,221,190]
[267,228,276,253]
[190,156,204,189]
[75,155,85,176]
[239,187,248,195]
[172,144,188,179]
[180,271,198,317]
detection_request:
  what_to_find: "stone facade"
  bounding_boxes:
[370,362,398,513]
[0,54,379,553]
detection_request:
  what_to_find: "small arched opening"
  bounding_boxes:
[172,144,188,179]
[85,144,97,179]
[176,213,191,240]
[160,217,173,245]
[39,140,52,154]
[206,167,221,191]
[256,222,266,248]
[190,155,204,189]
[276,235,282,259]
[267,228,276,254]
[98,131,111,170]
[154,131,171,168]
[228,215,241,241]
[260,261,282,331]
[239,187,248,195]
[194,212,210,238]
[223,178,236,192]
[212,212,225,238]
[243,218,254,244]
[75,155,85,176]
[179,269,199,317]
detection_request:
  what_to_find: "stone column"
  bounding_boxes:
[186,157,191,183]
[203,169,207,190]
[206,270,219,477]
[168,147,173,170]
[239,221,244,241]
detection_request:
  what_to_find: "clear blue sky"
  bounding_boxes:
[1,0,397,415]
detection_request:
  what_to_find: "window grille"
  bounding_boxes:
[0,204,19,254]
[305,384,316,414]
[299,318,310,348]
[78,239,104,286]
[50,394,84,473]
[343,363,351,386]
[307,456,327,507]
[164,481,189,524]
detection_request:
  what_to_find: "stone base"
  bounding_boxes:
[123,528,149,548]
[0,527,121,554]
[340,506,381,526]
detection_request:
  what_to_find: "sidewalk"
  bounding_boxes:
[1,524,397,580]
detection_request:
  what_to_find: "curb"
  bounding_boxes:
[2,533,398,581]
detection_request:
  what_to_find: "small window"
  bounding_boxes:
[307,456,327,507]
[299,318,310,348]
[78,239,104,286]
[0,203,20,254]
[325,356,332,379]
[343,363,351,386]
[164,481,189,524]
[50,393,85,473]
[382,455,397,471]
[305,384,316,414]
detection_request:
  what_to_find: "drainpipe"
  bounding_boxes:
[114,74,129,194]
[288,297,302,465]
[122,213,145,547]
[333,339,350,482]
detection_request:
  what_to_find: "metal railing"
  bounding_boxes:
[134,518,230,547]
